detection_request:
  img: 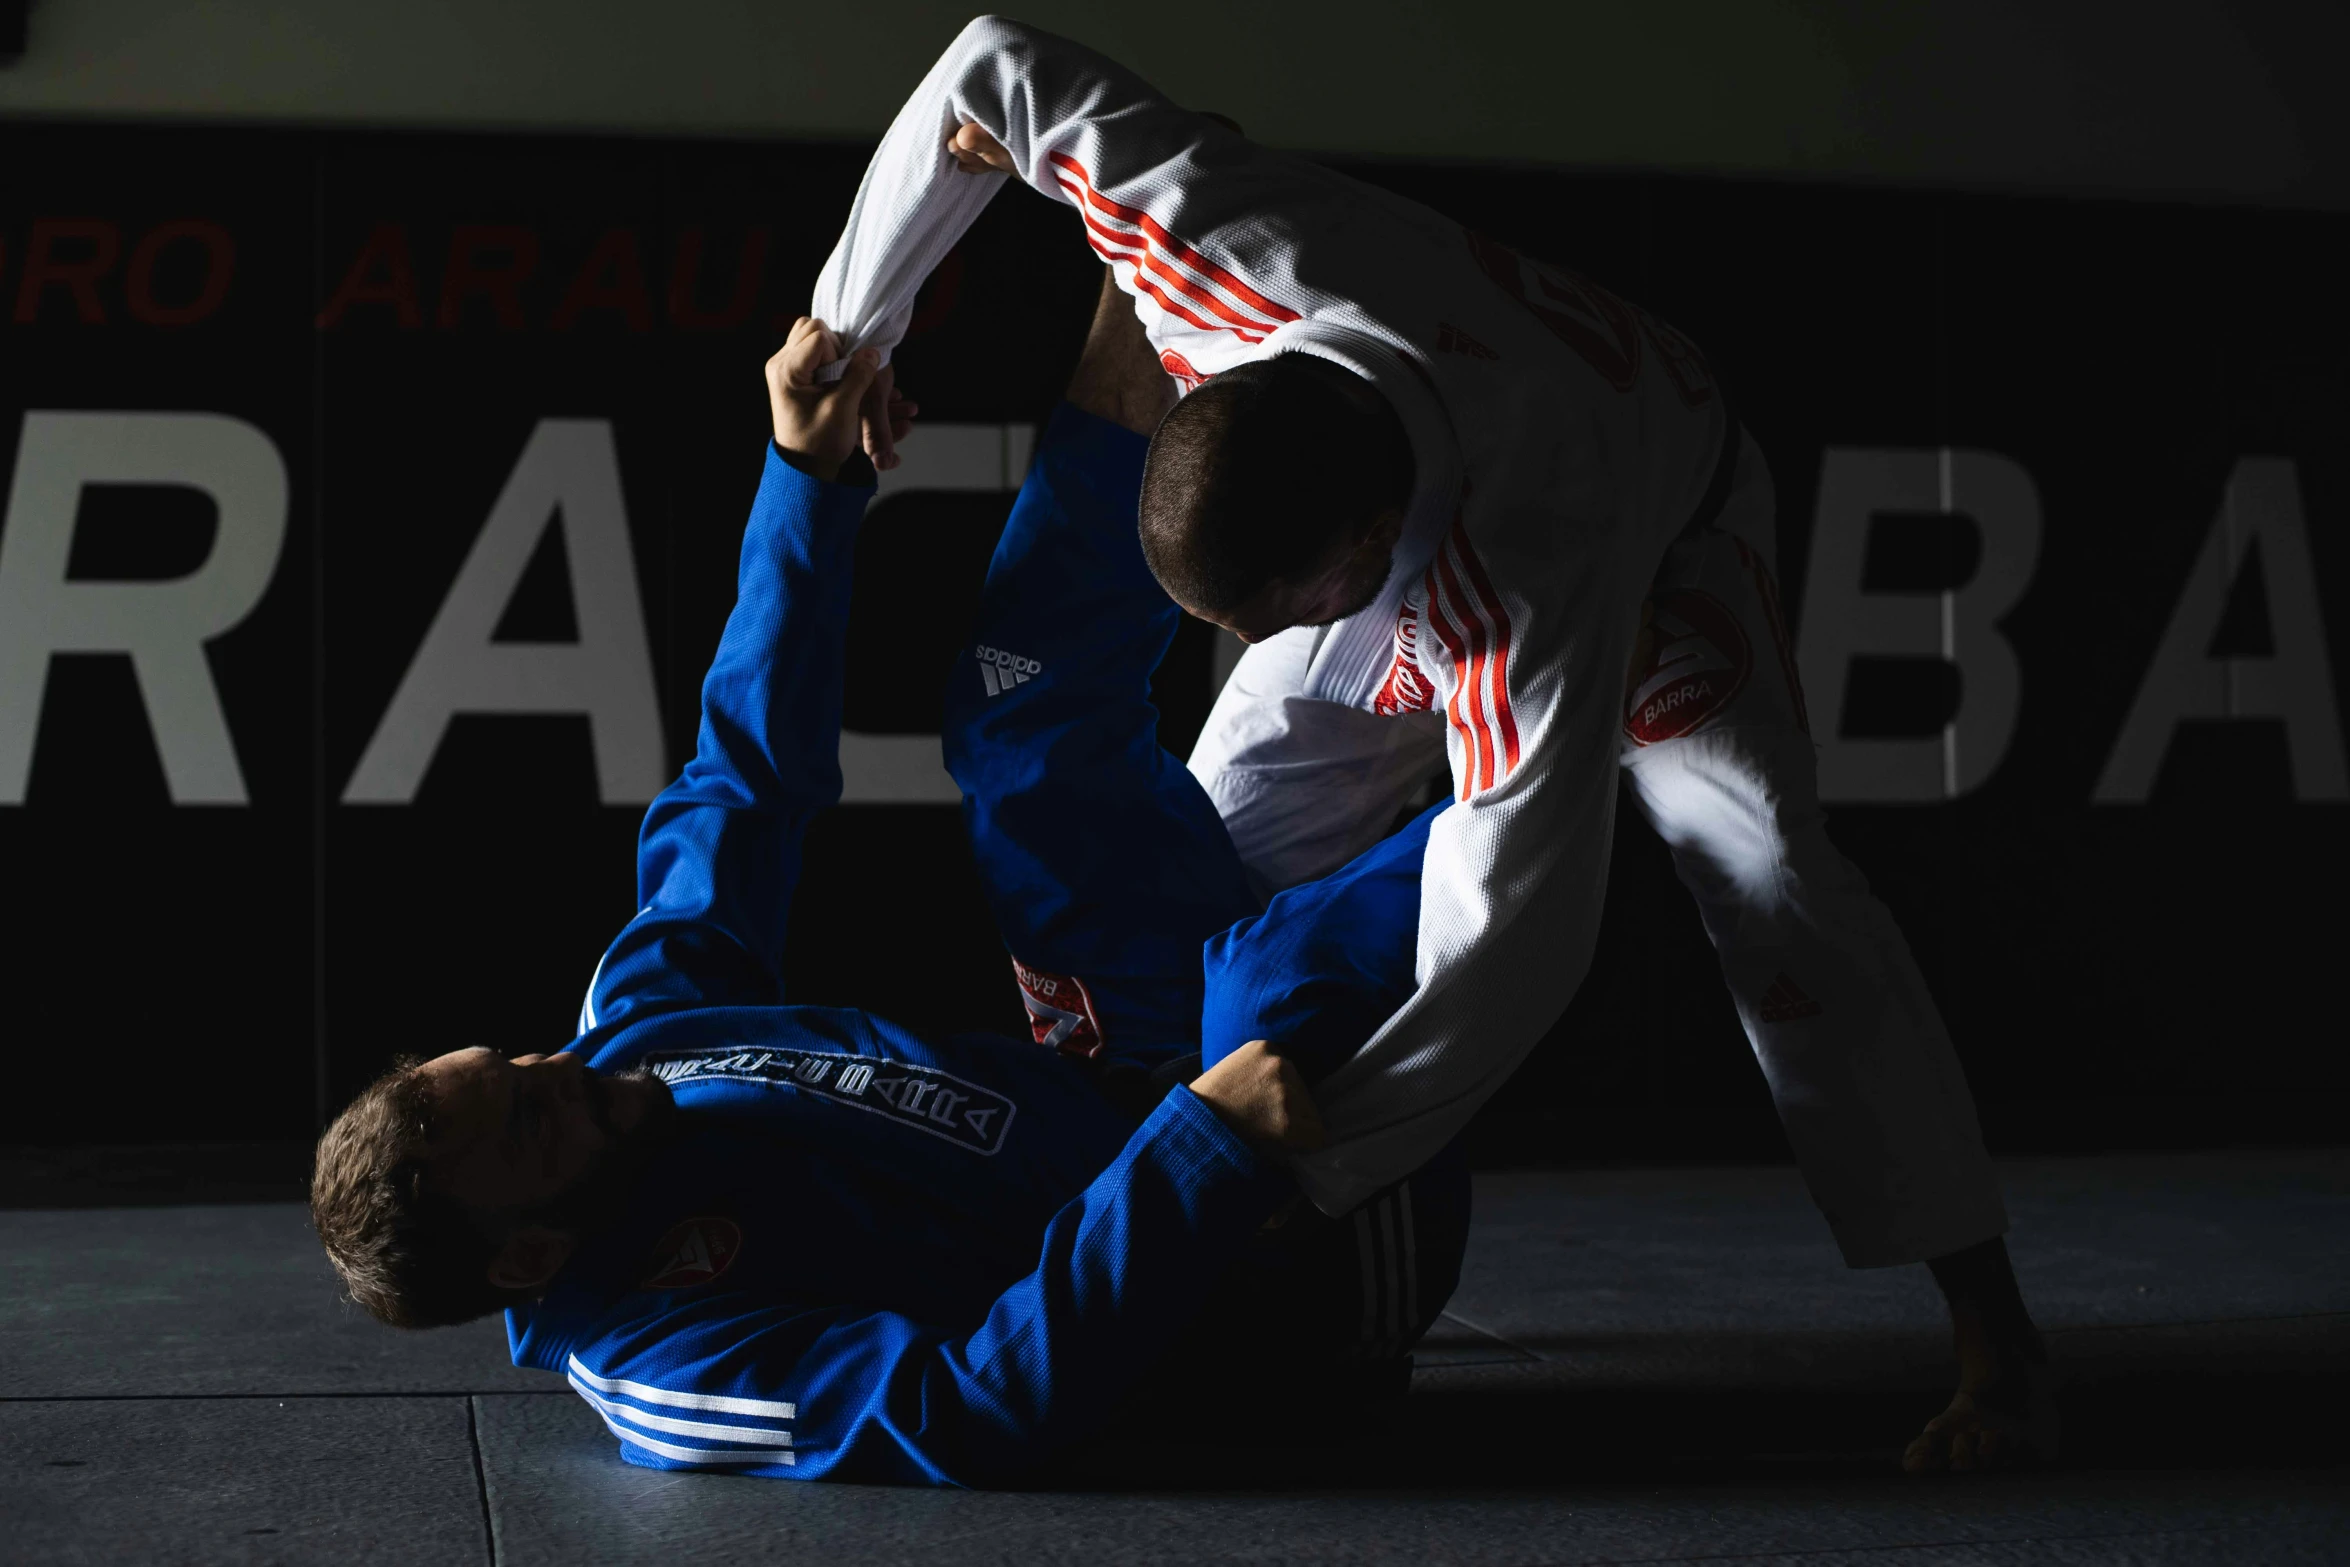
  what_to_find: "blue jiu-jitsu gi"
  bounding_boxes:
[508,405,1466,1486]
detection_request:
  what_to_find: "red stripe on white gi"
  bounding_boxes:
[1062,190,1275,341]
[1046,153,1298,343]
[1422,518,1523,799]
[1449,525,1522,775]
[1419,563,1490,799]
[1053,182,1270,343]
[1431,544,1498,794]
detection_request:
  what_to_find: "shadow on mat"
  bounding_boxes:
[1055,1367,2350,1491]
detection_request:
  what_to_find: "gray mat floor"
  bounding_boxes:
[4,1153,2346,1565]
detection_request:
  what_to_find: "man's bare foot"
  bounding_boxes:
[1907,1239,2056,1474]
[1903,1310,2056,1473]
[1065,267,1176,436]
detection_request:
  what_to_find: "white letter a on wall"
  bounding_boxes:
[343,419,665,805]
[2095,457,2347,803]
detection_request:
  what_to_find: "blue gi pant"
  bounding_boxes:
[941,403,1468,1376]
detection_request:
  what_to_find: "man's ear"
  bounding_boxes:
[486,1225,577,1293]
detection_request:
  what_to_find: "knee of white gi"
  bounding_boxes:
[1622,725,1817,919]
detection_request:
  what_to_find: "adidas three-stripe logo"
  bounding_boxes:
[976,644,1041,698]
[1758,971,1824,1023]
[1353,1183,1421,1360]
[566,1354,796,1468]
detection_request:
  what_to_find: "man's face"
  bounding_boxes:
[412,1047,670,1218]
[1189,508,1405,645]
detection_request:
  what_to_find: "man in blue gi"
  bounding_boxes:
[308,276,1465,1486]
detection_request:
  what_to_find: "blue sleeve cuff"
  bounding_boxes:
[762,440,877,498]
[1135,1086,1294,1218]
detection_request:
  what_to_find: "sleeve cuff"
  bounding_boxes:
[767,440,878,492]
[1140,1087,1294,1215]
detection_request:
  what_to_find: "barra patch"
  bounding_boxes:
[1011,958,1104,1059]
[644,1047,1016,1156]
[642,1217,742,1290]
[1372,604,1436,717]
[1623,588,1751,746]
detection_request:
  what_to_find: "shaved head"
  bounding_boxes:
[1139,354,1413,626]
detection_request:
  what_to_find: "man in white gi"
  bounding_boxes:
[809,16,2049,1472]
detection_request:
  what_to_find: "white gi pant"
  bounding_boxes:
[1190,430,2008,1268]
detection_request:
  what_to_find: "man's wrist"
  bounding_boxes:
[771,441,875,487]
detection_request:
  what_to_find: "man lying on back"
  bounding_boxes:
[307,277,1467,1485]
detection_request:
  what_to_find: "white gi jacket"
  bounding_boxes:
[814,16,1736,1215]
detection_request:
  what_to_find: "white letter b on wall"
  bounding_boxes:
[1797,447,2042,802]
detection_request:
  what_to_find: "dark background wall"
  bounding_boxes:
[5,1,2347,209]
[1,118,2343,1165]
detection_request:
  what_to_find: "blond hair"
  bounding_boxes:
[309,1061,501,1328]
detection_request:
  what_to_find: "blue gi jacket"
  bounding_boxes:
[506,445,1290,1486]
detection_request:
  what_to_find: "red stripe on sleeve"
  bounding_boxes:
[1420,566,1490,799]
[1432,544,1498,794]
[1449,524,1522,775]
[1053,186,1270,344]
[1054,180,1270,342]
[1064,195,1281,338]
[1047,152,1302,327]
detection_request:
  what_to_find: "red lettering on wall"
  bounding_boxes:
[667,226,768,331]
[550,228,651,333]
[126,220,236,327]
[438,225,539,331]
[317,223,422,329]
[315,222,777,333]
[13,219,122,324]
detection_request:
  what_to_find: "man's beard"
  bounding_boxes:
[522,1067,679,1237]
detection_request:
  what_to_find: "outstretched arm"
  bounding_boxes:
[811,17,1330,468]
[577,324,907,1033]
[1285,502,1634,1215]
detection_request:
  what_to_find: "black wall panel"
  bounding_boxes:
[1,124,2342,1157]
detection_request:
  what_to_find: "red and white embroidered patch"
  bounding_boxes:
[1159,348,1205,391]
[1638,309,1717,409]
[1623,588,1752,746]
[1011,958,1105,1060]
[641,1217,742,1291]
[1373,604,1436,716]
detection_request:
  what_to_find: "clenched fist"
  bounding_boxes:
[947,121,1017,175]
[1189,1040,1325,1155]
[764,317,919,479]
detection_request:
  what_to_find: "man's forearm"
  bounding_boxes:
[1066,268,1176,436]
[810,17,1233,374]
